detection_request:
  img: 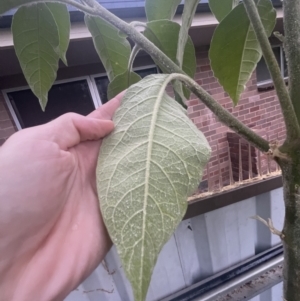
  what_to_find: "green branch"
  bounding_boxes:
[283,0,300,126]
[243,0,300,142]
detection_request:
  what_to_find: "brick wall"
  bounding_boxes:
[0,92,17,146]
[187,48,286,190]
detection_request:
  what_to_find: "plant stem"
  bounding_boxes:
[12,0,269,152]
[172,74,270,152]
[128,45,140,71]
[281,155,300,301]
[243,0,300,143]
[283,0,300,126]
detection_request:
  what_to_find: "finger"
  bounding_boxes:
[40,113,114,150]
[88,90,125,120]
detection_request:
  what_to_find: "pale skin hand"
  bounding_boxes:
[0,93,124,301]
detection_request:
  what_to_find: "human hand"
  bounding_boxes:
[0,93,123,301]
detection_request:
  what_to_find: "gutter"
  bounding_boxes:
[162,245,283,301]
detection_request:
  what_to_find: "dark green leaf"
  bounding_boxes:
[46,3,70,66]
[107,71,141,99]
[0,0,37,15]
[145,0,181,22]
[209,0,276,105]
[144,20,196,98]
[12,4,60,110]
[85,15,131,82]
[209,0,239,22]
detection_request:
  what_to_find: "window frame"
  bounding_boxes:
[2,76,103,130]
[256,45,288,89]
[2,65,158,131]
[89,64,160,103]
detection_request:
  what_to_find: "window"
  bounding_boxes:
[93,66,159,104]
[256,46,287,89]
[3,66,159,130]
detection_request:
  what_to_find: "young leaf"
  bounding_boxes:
[144,20,196,98]
[145,0,181,22]
[85,15,131,82]
[46,3,70,66]
[209,0,276,105]
[209,0,239,22]
[176,0,199,68]
[107,71,141,100]
[12,4,60,111]
[97,74,210,301]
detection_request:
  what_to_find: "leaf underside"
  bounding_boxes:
[12,4,61,111]
[97,74,211,301]
[85,15,131,82]
[145,0,182,22]
[209,0,276,105]
[107,71,141,100]
[144,20,196,99]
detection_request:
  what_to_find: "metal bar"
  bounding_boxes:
[248,143,253,180]
[239,139,243,183]
[266,134,271,174]
[257,149,262,177]
[196,256,282,301]
[227,142,234,186]
[163,245,283,301]
[217,143,223,190]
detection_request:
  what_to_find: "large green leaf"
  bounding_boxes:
[209,0,239,22]
[12,4,60,111]
[46,3,70,66]
[85,15,131,82]
[107,71,141,100]
[144,20,196,98]
[97,74,210,301]
[145,0,181,22]
[209,0,276,105]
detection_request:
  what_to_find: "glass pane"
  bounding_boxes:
[136,67,158,78]
[256,47,281,83]
[95,76,110,105]
[94,67,158,104]
[7,80,95,128]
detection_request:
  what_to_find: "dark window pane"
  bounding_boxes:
[136,67,158,78]
[7,80,95,128]
[94,67,158,104]
[256,47,281,83]
[95,76,110,105]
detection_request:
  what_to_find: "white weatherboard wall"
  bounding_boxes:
[65,187,285,301]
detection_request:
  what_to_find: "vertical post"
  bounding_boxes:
[227,142,234,185]
[239,139,243,183]
[217,143,223,190]
[248,142,253,179]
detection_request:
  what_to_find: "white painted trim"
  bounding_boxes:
[90,64,159,104]
[2,76,99,130]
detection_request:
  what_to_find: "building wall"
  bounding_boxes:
[187,48,286,189]
[64,187,284,301]
[0,48,287,188]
